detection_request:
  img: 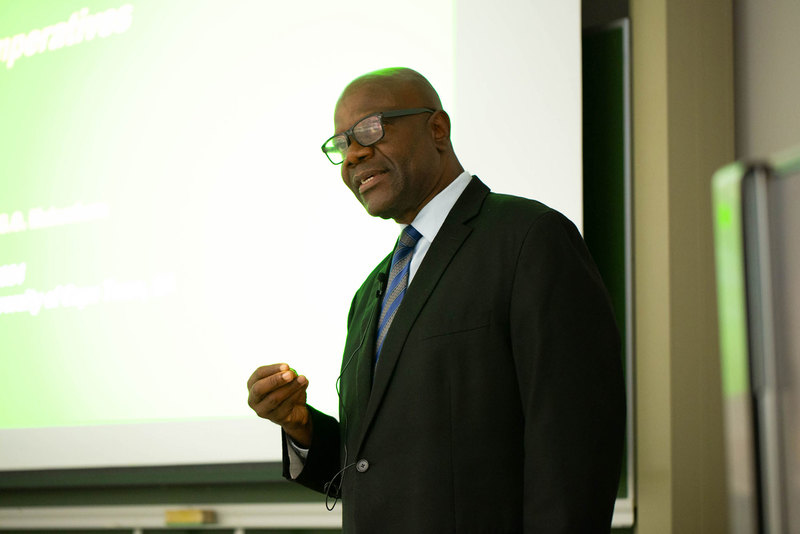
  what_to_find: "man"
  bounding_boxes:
[247,68,625,533]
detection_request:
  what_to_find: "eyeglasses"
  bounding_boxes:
[321,108,435,165]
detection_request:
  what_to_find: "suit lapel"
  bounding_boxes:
[339,254,391,446]
[354,267,386,424]
[355,177,490,452]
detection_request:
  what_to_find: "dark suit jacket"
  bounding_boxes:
[283,177,626,533]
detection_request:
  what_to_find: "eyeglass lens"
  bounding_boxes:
[351,115,383,146]
[325,115,384,163]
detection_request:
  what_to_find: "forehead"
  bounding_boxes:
[333,81,413,132]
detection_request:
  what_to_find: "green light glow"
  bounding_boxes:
[712,161,749,397]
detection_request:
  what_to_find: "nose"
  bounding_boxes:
[343,138,373,166]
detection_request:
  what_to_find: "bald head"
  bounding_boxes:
[337,67,442,112]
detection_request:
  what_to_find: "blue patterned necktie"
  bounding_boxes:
[375,225,422,362]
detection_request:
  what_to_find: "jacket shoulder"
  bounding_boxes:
[479,191,577,234]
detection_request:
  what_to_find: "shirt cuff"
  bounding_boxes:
[285,434,308,479]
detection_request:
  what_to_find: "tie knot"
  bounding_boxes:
[398,225,422,250]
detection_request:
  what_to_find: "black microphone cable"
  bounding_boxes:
[325,271,384,510]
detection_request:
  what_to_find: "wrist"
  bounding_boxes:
[285,411,313,448]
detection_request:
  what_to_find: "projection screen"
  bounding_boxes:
[0,0,581,470]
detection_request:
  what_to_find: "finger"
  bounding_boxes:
[247,370,307,410]
[247,363,289,390]
[269,384,310,424]
[251,377,309,421]
[257,379,309,422]
[248,367,301,403]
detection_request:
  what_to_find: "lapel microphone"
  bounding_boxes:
[376,272,387,298]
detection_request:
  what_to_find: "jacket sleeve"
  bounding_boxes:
[510,210,626,532]
[281,404,342,495]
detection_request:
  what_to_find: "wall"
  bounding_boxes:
[631,1,800,531]
[630,0,733,532]
[734,0,800,159]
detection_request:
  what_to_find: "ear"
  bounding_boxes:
[429,110,452,151]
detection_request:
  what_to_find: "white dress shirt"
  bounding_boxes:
[404,170,472,284]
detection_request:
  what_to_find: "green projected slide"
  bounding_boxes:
[1,1,583,471]
[0,0,454,469]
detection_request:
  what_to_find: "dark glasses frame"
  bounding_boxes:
[321,107,435,165]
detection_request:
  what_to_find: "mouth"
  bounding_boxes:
[354,170,386,193]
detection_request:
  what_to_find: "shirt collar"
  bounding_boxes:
[404,171,472,243]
